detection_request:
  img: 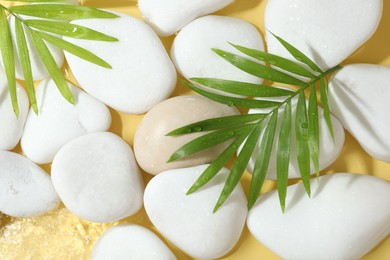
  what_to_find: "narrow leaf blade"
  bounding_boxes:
[167,113,266,136]
[295,92,311,196]
[269,32,323,73]
[248,111,278,209]
[10,4,119,20]
[212,49,306,86]
[214,122,263,212]
[0,8,18,116]
[36,31,111,68]
[15,19,38,114]
[191,78,295,97]
[183,81,281,109]
[320,76,334,139]
[25,20,118,41]
[276,100,292,212]
[28,29,74,104]
[308,84,320,177]
[230,43,315,78]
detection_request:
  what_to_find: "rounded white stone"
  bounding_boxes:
[247,173,390,260]
[0,15,65,81]
[21,79,111,164]
[91,225,176,260]
[0,151,60,217]
[138,0,233,36]
[144,165,247,259]
[171,15,265,86]
[329,64,390,162]
[244,91,345,179]
[265,0,383,70]
[0,72,29,151]
[51,132,144,223]
[64,11,177,114]
[134,95,239,175]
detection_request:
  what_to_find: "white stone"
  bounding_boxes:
[247,173,390,260]
[65,12,177,114]
[91,224,176,260]
[171,15,265,86]
[0,15,65,81]
[0,73,29,151]
[244,92,345,179]
[0,151,60,217]
[144,165,247,259]
[21,79,111,164]
[329,64,390,162]
[134,95,239,175]
[264,0,383,70]
[138,0,233,36]
[51,132,144,223]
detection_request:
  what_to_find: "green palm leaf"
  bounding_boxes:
[308,84,320,176]
[320,76,334,139]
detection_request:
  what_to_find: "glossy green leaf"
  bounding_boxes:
[187,133,250,195]
[183,81,281,109]
[212,49,306,86]
[229,43,315,78]
[25,20,118,41]
[248,111,278,209]
[36,31,111,68]
[28,29,74,105]
[167,113,266,136]
[10,4,119,20]
[320,76,334,139]
[168,124,254,162]
[308,84,320,177]
[214,122,263,212]
[14,18,38,114]
[276,100,292,212]
[190,78,295,97]
[0,8,18,116]
[295,92,311,196]
[269,32,323,74]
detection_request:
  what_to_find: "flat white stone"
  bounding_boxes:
[0,151,60,217]
[265,0,383,70]
[21,79,111,164]
[134,95,239,175]
[65,11,177,114]
[244,92,345,179]
[144,165,247,259]
[51,132,144,223]
[0,73,29,151]
[138,0,233,36]
[329,64,390,162]
[91,224,176,260]
[0,15,65,81]
[171,15,264,86]
[247,173,390,260]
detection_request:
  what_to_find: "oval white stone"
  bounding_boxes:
[51,132,144,223]
[247,173,390,260]
[21,79,111,164]
[91,225,176,260]
[0,15,65,81]
[0,151,60,217]
[64,12,177,114]
[138,0,233,36]
[329,64,390,162]
[264,0,383,70]
[171,15,265,85]
[144,165,247,259]
[244,92,345,179]
[0,73,29,151]
[134,95,239,175]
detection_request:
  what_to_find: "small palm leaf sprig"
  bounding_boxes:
[0,0,118,116]
[167,33,342,213]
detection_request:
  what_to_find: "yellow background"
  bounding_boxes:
[0,0,389,259]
